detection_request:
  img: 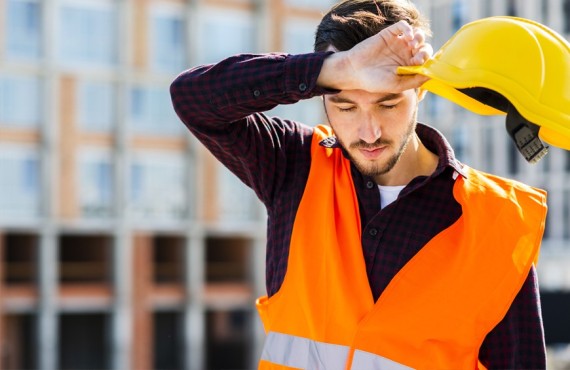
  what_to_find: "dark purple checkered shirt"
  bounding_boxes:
[170,52,546,369]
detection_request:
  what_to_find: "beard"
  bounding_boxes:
[336,117,417,178]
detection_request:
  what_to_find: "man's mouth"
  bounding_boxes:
[359,146,386,160]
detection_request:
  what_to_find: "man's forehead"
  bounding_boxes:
[326,92,405,104]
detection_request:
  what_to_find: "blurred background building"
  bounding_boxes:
[0,0,568,369]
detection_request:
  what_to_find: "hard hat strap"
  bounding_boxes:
[505,105,549,164]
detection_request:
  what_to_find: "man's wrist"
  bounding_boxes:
[317,51,352,91]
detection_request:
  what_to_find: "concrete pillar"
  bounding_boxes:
[0,232,4,366]
[111,229,132,370]
[37,228,58,370]
[111,0,133,368]
[185,230,205,370]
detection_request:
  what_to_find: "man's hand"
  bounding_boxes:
[317,20,433,93]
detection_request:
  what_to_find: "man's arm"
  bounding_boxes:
[479,266,546,369]
[169,21,432,205]
[170,52,334,206]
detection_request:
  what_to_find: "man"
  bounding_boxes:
[170,0,547,368]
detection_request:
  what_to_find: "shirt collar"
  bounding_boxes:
[318,122,468,179]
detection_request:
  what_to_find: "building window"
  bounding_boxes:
[218,165,258,222]
[206,309,252,370]
[507,140,521,175]
[58,1,117,66]
[452,124,471,164]
[268,98,324,127]
[0,147,40,218]
[199,10,255,64]
[6,0,41,59]
[284,0,334,10]
[78,81,115,132]
[154,311,184,370]
[452,0,467,30]
[0,75,41,127]
[130,86,182,135]
[4,233,38,285]
[507,0,517,16]
[562,189,570,240]
[283,19,318,54]
[2,314,37,370]
[564,0,570,34]
[59,313,110,370]
[59,234,110,284]
[130,153,186,220]
[430,3,453,50]
[78,150,113,219]
[151,11,187,73]
[482,0,493,17]
[268,19,324,126]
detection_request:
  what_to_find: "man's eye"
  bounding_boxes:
[338,106,356,112]
[381,104,398,110]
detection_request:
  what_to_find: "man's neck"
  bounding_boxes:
[373,134,439,186]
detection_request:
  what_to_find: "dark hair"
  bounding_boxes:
[314,0,431,52]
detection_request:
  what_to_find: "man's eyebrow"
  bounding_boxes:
[328,93,403,104]
[328,96,357,104]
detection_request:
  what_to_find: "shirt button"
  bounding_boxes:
[253,89,261,97]
[299,83,307,92]
[369,228,378,237]
[366,181,374,189]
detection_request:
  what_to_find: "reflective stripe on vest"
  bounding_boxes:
[261,331,412,370]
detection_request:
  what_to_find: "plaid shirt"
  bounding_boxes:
[170,52,546,369]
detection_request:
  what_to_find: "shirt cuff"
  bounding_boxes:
[283,51,339,98]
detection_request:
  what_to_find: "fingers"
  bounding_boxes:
[385,20,414,40]
[411,43,433,65]
[382,21,432,65]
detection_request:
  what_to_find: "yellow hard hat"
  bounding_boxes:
[398,16,570,162]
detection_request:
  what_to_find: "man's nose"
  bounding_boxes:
[358,114,381,144]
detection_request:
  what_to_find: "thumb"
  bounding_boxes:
[395,74,430,92]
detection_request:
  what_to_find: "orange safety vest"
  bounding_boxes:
[256,125,547,370]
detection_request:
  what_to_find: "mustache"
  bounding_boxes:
[349,138,392,150]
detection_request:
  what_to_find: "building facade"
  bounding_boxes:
[0,0,568,369]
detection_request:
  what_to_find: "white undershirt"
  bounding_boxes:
[378,185,406,209]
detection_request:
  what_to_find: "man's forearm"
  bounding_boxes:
[170,52,334,134]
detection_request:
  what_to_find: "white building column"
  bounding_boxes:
[185,229,205,370]
[37,228,58,370]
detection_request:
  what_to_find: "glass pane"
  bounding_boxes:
[0,75,41,127]
[130,86,182,135]
[201,13,255,64]
[218,165,258,221]
[154,312,184,370]
[206,309,252,370]
[268,97,324,127]
[283,19,318,54]
[79,152,114,218]
[0,148,40,218]
[58,3,117,66]
[564,0,570,34]
[3,314,37,370]
[129,154,186,220]
[152,14,187,73]
[6,0,41,59]
[59,314,110,370]
[79,81,115,131]
[284,0,334,10]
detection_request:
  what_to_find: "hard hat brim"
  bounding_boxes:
[399,64,570,151]
[398,65,505,116]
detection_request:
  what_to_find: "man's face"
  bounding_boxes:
[323,88,421,179]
